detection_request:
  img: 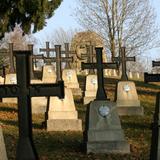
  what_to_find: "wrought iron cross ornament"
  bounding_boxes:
[0,51,64,159]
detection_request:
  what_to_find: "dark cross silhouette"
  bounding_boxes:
[81,47,118,100]
[40,41,55,64]
[81,44,96,74]
[8,43,15,73]
[152,61,160,67]
[45,45,73,81]
[28,44,45,79]
[113,47,135,81]
[61,43,74,69]
[0,50,64,159]
[144,70,160,160]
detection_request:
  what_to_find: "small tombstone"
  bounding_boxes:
[128,71,133,79]
[83,48,130,153]
[83,75,98,104]
[42,65,56,83]
[0,76,4,85]
[62,69,82,96]
[47,88,82,131]
[0,126,8,160]
[2,74,17,104]
[114,47,143,115]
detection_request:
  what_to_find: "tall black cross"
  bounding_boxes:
[61,43,74,69]
[40,41,55,64]
[81,47,118,100]
[0,51,64,159]
[113,47,135,81]
[144,69,160,160]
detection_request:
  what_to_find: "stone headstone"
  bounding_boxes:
[30,79,48,114]
[42,65,56,83]
[116,81,144,115]
[84,100,130,153]
[47,88,82,131]
[83,75,97,104]
[0,126,8,160]
[62,69,82,96]
[2,74,17,103]
[0,76,4,85]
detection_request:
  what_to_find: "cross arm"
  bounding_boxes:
[32,54,44,59]
[29,81,64,99]
[103,62,119,69]
[112,57,120,62]
[81,62,97,70]
[152,61,160,67]
[61,57,73,62]
[126,57,136,61]
[39,48,55,52]
[0,85,19,97]
[144,72,160,83]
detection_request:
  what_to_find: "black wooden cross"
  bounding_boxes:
[113,47,135,81]
[81,44,96,74]
[144,66,160,160]
[40,41,55,65]
[81,47,118,100]
[45,45,73,81]
[152,60,160,67]
[61,43,74,69]
[0,51,64,159]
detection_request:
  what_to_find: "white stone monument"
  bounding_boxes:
[84,100,130,153]
[2,74,17,104]
[0,126,8,160]
[83,75,97,105]
[62,69,82,96]
[116,81,144,115]
[47,88,82,131]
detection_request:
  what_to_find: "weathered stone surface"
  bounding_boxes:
[0,76,4,85]
[0,126,8,160]
[47,88,82,131]
[84,100,130,153]
[62,69,82,96]
[2,74,17,104]
[42,65,56,83]
[116,81,144,116]
[83,75,97,104]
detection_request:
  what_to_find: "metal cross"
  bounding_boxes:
[81,44,96,74]
[113,47,135,81]
[61,43,74,69]
[40,42,55,65]
[0,51,64,159]
[144,65,160,160]
[44,45,73,81]
[81,47,118,100]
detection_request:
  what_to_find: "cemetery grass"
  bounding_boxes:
[0,77,159,159]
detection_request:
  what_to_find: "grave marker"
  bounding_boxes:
[0,51,64,159]
[144,69,160,160]
[113,47,135,81]
[83,47,130,153]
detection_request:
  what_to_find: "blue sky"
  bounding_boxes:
[34,0,160,59]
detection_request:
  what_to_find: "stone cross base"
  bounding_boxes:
[116,81,144,116]
[47,119,82,131]
[84,100,130,154]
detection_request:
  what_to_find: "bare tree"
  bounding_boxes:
[75,0,159,59]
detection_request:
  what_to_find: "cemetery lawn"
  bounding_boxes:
[0,77,159,160]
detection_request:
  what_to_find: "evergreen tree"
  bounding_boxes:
[0,0,63,38]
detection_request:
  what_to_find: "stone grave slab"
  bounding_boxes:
[42,65,56,83]
[62,69,82,96]
[83,75,97,105]
[30,79,48,114]
[0,126,8,160]
[84,100,130,153]
[47,88,82,131]
[116,81,143,115]
[3,74,17,104]
[0,76,4,85]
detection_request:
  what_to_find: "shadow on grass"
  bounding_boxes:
[0,106,17,112]
[0,118,18,126]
